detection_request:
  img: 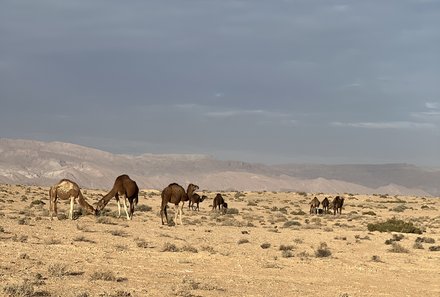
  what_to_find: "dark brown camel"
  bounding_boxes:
[160,183,199,225]
[95,174,139,220]
[49,179,97,220]
[188,193,207,211]
[321,197,330,214]
[310,197,320,214]
[332,196,344,215]
[212,193,228,213]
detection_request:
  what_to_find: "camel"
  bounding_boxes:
[95,175,139,220]
[310,197,320,214]
[188,193,207,211]
[332,196,344,215]
[160,183,199,225]
[321,197,330,214]
[212,193,228,213]
[49,179,97,220]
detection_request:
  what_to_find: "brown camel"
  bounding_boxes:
[212,193,228,213]
[95,174,139,220]
[160,183,199,225]
[332,196,344,215]
[49,179,96,220]
[321,197,330,214]
[188,193,207,211]
[310,197,320,214]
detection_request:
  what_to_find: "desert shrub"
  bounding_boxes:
[279,245,294,251]
[315,242,331,258]
[281,250,294,258]
[283,220,301,228]
[136,205,152,212]
[3,280,34,297]
[17,218,29,225]
[413,242,424,249]
[48,263,69,277]
[390,204,408,213]
[12,235,28,242]
[371,255,382,262]
[108,230,128,237]
[96,217,115,225]
[181,245,198,253]
[260,243,271,249]
[90,271,117,281]
[234,192,246,199]
[135,238,149,248]
[73,236,96,243]
[162,242,180,252]
[238,238,250,245]
[297,192,307,197]
[367,218,422,234]
[290,209,306,215]
[415,237,435,244]
[362,211,376,216]
[44,238,61,245]
[226,208,239,215]
[429,246,440,251]
[388,242,409,253]
[0,226,4,233]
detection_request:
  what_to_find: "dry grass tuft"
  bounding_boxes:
[315,242,332,258]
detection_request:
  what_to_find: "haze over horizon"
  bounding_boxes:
[1,1,439,166]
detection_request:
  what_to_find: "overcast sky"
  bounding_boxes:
[1,0,439,165]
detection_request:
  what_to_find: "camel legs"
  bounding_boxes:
[173,204,183,225]
[121,196,131,220]
[69,196,75,220]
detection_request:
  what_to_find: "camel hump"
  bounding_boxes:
[168,182,180,187]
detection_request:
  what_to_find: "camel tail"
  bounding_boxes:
[78,191,96,215]
[134,195,139,206]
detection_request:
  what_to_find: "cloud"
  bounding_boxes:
[331,121,435,130]
[425,102,439,109]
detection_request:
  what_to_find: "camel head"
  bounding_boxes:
[200,195,207,202]
[187,183,199,193]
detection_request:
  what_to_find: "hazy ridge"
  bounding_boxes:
[0,138,438,196]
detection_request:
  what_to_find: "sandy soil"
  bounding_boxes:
[0,184,439,297]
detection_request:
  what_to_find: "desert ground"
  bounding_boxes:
[1,184,440,297]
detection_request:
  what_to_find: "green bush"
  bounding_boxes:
[367,218,422,234]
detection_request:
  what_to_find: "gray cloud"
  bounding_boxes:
[1,0,440,165]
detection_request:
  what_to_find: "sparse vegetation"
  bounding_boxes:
[367,218,423,234]
[90,271,117,281]
[162,242,180,252]
[3,280,34,297]
[429,246,440,252]
[238,238,250,245]
[283,220,301,228]
[388,242,409,253]
[48,263,69,277]
[315,242,331,258]
[261,242,271,249]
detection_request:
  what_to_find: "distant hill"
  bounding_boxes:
[0,138,438,196]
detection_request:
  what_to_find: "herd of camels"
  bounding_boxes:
[48,174,343,225]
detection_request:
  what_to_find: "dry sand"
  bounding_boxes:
[1,184,439,296]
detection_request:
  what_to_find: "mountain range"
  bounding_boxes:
[0,138,438,196]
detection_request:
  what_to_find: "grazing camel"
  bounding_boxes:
[332,196,345,215]
[188,193,207,211]
[321,197,330,214]
[160,183,199,225]
[49,179,97,220]
[212,193,228,213]
[95,175,139,220]
[309,197,320,214]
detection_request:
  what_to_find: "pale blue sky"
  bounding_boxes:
[1,0,439,165]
